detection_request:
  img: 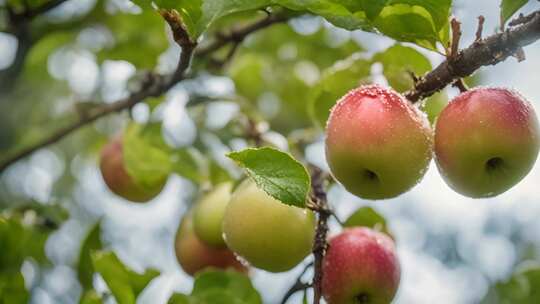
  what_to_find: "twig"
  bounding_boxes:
[308,165,331,304]
[475,16,485,42]
[452,79,469,93]
[449,18,462,57]
[280,262,314,304]
[404,9,540,102]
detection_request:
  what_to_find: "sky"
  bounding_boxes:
[2,0,540,303]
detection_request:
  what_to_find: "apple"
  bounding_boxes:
[193,182,232,247]
[322,227,400,304]
[325,84,433,199]
[174,213,246,276]
[222,180,316,272]
[100,137,167,202]
[435,87,540,198]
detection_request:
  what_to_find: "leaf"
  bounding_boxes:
[373,44,432,92]
[0,271,29,304]
[192,270,262,304]
[80,290,103,304]
[500,0,529,25]
[91,251,160,304]
[482,261,540,303]
[308,54,372,129]
[419,91,448,125]
[344,207,390,236]
[167,293,190,304]
[77,222,103,291]
[123,122,172,194]
[171,148,203,183]
[227,147,310,207]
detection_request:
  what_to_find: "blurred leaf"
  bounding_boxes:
[91,251,160,304]
[80,290,103,304]
[482,261,540,303]
[227,147,310,207]
[171,148,204,183]
[308,54,371,129]
[419,91,447,125]
[0,216,50,270]
[0,271,29,304]
[192,270,261,303]
[208,158,233,186]
[123,122,172,194]
[167,293,190,304]
[344,207,390,236]
[500,0,529,25]
[77,222,103,291]
[166,270,261,304]
[373,44,432,92]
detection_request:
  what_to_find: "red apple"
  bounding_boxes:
[435,87,540,198]
[325,84,433,199]
[100,137,166,202]
[322,227,400,304]
[174,213,247,276]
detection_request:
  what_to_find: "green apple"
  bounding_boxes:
[175,213,246,276]
[193,182,233,247]
[100,137,167,202]
[222,180,316,272]
[435,87,540,197]
[322,227,400,304]
[325,84,433,199]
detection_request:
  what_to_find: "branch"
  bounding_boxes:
[405,9,540,102]
[0,11,288,173]
[24,0,69,20]
[307,165,331,304]
[280,262,313,304]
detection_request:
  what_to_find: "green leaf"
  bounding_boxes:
[373,44,432,92]
[123,122,172,194]
[483,261,540,303]
[227,147,310,207]
[77,222,103,291]
[419,91,448,125]
[80,290,103,304]
[500,0,529,25]
[91,251,160,304]
[171,148,204,183]
[192,270,262,304]
[0,216,50,271]
[309,54,371,129]
[167,293,190,304]
[344,207,390,236]
[0,271,29,304]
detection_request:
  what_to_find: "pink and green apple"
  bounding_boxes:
[175,213,247,276]
[322,227,400,304]
[325,84,433,199]
[435,87,540,198]
[100,137,166,202]
[222,180,316,272]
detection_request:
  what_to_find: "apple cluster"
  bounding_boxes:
[326,84,540,200]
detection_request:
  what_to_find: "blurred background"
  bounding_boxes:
[1,0,540,303]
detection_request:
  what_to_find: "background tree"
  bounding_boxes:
[1,0,540,303]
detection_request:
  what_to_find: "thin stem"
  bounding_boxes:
[280,262,314,304]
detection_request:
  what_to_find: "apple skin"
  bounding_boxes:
[174,213,247,276]
[322,227,400,304]
[222,180,316,272]
[435,87,540,198]
[193,182,232,247]
[325,84,433,199]
[100,137,166,202]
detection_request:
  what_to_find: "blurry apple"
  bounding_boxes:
[175,213,246,276]
[323,227,400,304]
[325,84,433,200]
[222,180,315,272]
[100,137,166,202]
[435,87,540,197]
[193,182,232,247]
